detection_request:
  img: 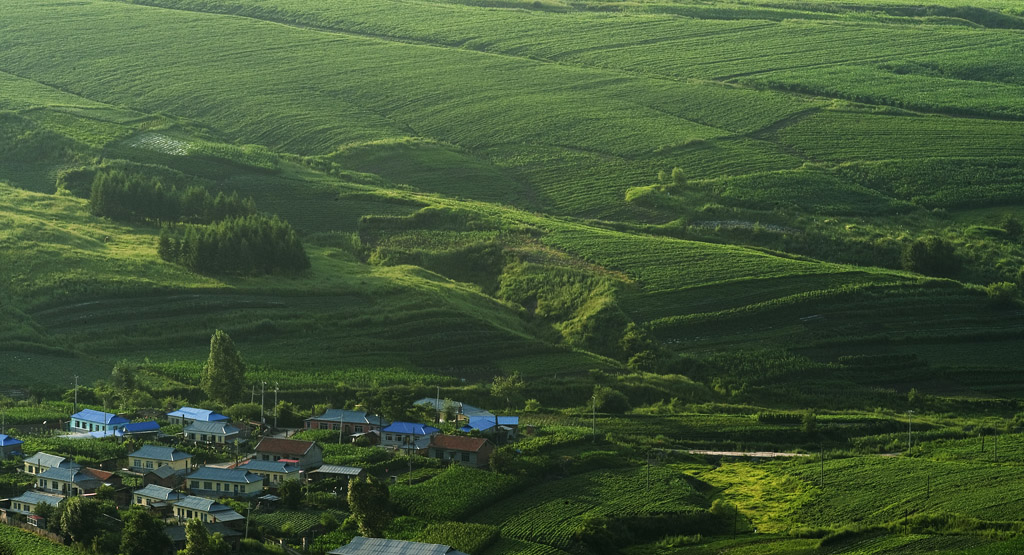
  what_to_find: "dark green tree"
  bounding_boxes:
[201,330,246,404]
[491,372,526,410]
[110,359,138,391]
[178,518,230,555]
[119,507,170,555]
[901,237,959,277]
[278,479,303,509]
[60,496,94,544]
[347,476,392,537]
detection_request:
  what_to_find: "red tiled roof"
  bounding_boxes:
[255,438,315,456]
[84,468,116,481]
[429,435,490,452]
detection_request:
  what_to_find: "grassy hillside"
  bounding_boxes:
[0,0,1022,404]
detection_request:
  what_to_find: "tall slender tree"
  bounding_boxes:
[202,330,246,404]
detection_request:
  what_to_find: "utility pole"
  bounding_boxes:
[260,381,266,427]
[338,411,345,445]
[273,383,279,430]
[73,375,79,413]
[250,384,255,404]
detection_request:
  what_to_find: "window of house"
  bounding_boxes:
[137,496,142,504]
[435,451,443,459]
[216,483,221,491]
[262,455,269,461]
[146,461,153,469]
[461,453,470,462]
[355,425,364,433]
[200,434,207,441]
[385,434,393,441]
[186,510,193,519]
[191,480,199,488]
[204,481,212,490]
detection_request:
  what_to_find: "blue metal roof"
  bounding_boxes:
[383,422,440,435]
[187,466,262,484]
[0,434,23,447]
[168,407,229,422]
[239,460,301,474]
[461,416,519,432]
[121,421,161,434]
[71,409,128,426]
[130,445,192,462]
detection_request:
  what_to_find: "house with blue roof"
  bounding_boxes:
[117,421,161,438]
[70,409,128,433]
[459,416,520,441]
[168,406,229,427]
[381,422,440,451]
[129,445,193,474]
[186,466,263,498]
[0,434,24,459]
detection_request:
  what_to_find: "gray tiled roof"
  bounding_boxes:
[24,452,79,469]
[239,460,300,474]
[134,484,185,501]
[38,467,101,485]
[328,537,468,555]
[187,466,262,484]
[11,491,65,506]
[184,421,240,435]
[311,465,364,476]
[130,445,192,462]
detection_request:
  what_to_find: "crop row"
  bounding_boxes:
[391,465,523,521]
[471,466,703,549]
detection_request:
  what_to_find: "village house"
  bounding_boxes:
[253,437,323,471]
[380,422,440,452]
[132,483,186,509]
[69,409,128,433]
[7,490,64,516]
[427,435,494,469]
[304,409,389,435]
[172,496,246,525]
[35,467,112,496]
[237,459,302,486]
[0,434,23,459]
[117,421,161,439]
[23,452,80,476]
[184,420,240,445]
[459,416,520,442]
[329,537,469,555]
[129,445,193,474]
[143,464,185,489]
[186,466,263,498]
[167,406,229,427]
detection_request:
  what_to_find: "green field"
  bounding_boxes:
[3,0,1024,551]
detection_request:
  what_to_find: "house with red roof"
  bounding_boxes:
[427,435,494,468]
[253,437,323,471]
